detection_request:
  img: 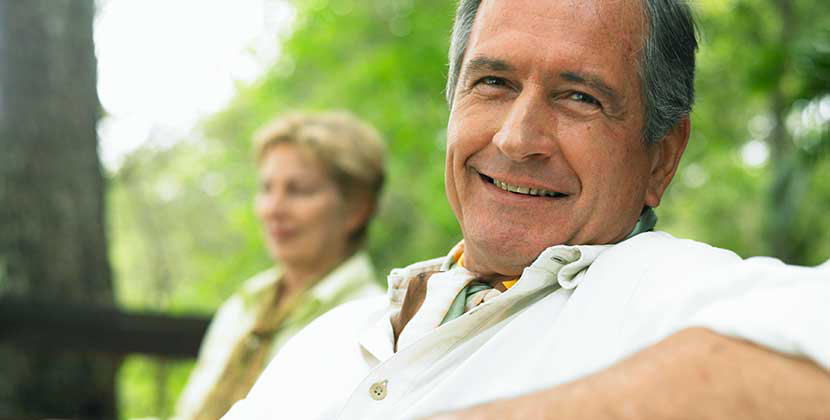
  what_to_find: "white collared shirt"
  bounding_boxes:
[223,232,830,420]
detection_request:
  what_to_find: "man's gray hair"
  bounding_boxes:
[445,0,698,145]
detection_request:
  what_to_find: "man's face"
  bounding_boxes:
[446,0,680,276]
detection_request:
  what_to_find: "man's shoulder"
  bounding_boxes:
[585,230,825,308]
[574,231,750,293]
[607,231,824,276]
[599,231,742,270]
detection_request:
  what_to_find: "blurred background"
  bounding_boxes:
[0,0,828,418]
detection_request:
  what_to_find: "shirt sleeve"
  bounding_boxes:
[674,258,830,369]
[610,235,830,372]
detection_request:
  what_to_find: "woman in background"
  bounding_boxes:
[175,111,387,420]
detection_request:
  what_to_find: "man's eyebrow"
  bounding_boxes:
[464,57,514,74]
[559,71,618,100]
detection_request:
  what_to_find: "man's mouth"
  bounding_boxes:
[480,173,568,198]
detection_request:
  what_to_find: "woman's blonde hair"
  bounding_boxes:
[253,111,386,246]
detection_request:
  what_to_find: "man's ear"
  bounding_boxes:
[645,117,690,208]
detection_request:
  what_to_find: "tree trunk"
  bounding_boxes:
[0,1,118,418]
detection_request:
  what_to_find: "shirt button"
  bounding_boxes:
[369,380,388,400]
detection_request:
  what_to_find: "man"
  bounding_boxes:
[223,1,830,419]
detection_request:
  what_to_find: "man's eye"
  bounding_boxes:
[476,76,507,87]
[569,92,601,107]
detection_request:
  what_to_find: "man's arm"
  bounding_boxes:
[424,327,830,420]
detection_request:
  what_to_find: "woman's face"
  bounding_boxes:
[255,143,353,269]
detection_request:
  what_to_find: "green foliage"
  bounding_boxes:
[118,357,193,420]
[109,0,830,418]
[660,0,830,264]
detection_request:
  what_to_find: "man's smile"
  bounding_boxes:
[477,171,570,198]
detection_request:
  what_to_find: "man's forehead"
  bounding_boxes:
[462,0,648,101]
[472,0,646,48]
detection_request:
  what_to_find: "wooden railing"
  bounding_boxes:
[0,298,210,358]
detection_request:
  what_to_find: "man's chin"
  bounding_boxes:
[463,239,546,278]
[460,216,573,274]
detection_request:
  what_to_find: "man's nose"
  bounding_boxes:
[492,91,558,162]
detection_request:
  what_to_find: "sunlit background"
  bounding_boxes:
[95,0,292,171]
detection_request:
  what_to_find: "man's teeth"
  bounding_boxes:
[492,178,561,197]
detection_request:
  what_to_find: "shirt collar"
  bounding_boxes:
[241,251,375,305]
[433,241,609,286]
[368,242,612,361]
